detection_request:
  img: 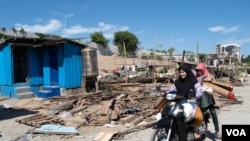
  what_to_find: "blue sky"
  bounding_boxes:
[1,0,250,56]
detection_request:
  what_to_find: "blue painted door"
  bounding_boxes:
[49,49,59,85]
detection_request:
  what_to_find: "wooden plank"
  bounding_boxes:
[93,132,116,141]
[119,115,136,125]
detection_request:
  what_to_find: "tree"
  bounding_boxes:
[19,28,27,37]
[0,27,6,34]
[0,27,8,39]
[90,31,109,47]
[113,31,140,55]
[12,27,17,37]
[198,53,206,63]
[35,33,45,39]
[242,54,250,64]
[168,47,175,60]
[186,51,195,62]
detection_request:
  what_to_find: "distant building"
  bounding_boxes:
[205,44,242,67]
[216,43,242,64]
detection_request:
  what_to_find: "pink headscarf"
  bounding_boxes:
[195,63,209,77]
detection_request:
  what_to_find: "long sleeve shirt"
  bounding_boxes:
[166,82,203,100]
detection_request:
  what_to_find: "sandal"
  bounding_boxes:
[194,132,200,139]
[215,132,222,139]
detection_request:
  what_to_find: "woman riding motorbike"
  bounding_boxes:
[166,64,203,139]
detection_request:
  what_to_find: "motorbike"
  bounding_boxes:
[150,91,210,141]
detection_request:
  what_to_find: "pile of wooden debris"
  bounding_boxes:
[12,83,163,139]
[11,79,243,140]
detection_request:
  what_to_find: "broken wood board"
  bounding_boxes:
[93,130,120,141]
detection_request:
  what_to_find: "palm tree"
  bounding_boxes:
[198,53,206,63]
[168,47,175,60]
[35,33,45,39]
[12,27,17,37]
[0,27,7,34]
[19,28,27,37]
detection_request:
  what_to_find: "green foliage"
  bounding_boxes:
[242,54,250,64]
[186,51,195,62]
[167,47,175,55]
[98,81,113,91]
[11,28,17,36]
[35,33,61,39]
[148,52,155,59]
[141,53,148,59]
[198,53,206,63]
[238,68,246,73]
[113,31,140,54]
[35,33,46,39]
[19,28,27,37]
[159,66,168,73]
[161,50,167,54]
[156,55,163,60]
[0,27,6,33]
[90,31,109,47]
[0,33,9,39]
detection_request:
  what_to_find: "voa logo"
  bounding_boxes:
[226,129,246,136]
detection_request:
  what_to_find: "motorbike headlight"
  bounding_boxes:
[166,93,176,100]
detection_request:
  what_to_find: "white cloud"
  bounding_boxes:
[135,30,144,35]
[14,19,129,39]
[208,25,240,34]
[15,19,62,33]
[64,22,129,38]
[35,18,43,22]
[222,37,250,45]
[176,38,187,42]
[208,26,225,32]
[237,37,250,44]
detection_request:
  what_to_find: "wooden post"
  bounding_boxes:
[123,42,128,83]
[181,50,186,65]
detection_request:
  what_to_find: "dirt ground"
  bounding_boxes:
[1,80,249,141]
[1,55,250,141]
[114,77,250,141]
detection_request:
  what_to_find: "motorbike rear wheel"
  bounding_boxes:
[150,128,178,141]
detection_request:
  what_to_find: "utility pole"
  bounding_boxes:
[153,33,158,83]
[62,13,73,37]
[197,41,199,55]
[123,42,128,83]
[197,41,199,63]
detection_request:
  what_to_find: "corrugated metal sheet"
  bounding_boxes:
[0,43,12,85]
[58,43,82,88]
[29,48,43,85]
[43,49,50,86]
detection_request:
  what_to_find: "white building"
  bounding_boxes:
[216,43,241,64]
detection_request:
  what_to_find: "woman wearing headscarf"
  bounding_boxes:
[166,64,203,138]
[195,63,222,139]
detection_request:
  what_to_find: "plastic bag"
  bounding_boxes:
[182,100,196,122]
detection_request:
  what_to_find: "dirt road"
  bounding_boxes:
[112,77,250,141]
[0,78,249,141]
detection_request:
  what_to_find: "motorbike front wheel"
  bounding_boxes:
[150,128,178,141]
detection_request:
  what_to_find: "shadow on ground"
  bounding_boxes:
[0,105,38,121]
[204,130,220,141]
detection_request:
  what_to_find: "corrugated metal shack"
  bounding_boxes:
[0,37,97,99]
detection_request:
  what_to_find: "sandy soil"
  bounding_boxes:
[112,77,250,141]
[0,55,249,141]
